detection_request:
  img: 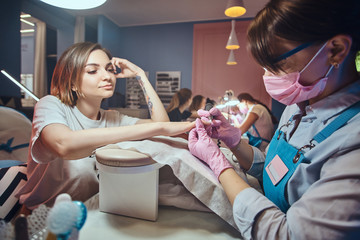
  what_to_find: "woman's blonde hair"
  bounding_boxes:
[166,88,192,112]
[50,42,112,107]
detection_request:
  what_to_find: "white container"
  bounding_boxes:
[95,148,163,221]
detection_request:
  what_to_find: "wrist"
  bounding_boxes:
[230,139,242,151]
[136,70,146,79]
[225,129,242,149]
[212,152,234,180]
[229,139,253,171]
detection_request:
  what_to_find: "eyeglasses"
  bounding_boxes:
[273,42,313,63]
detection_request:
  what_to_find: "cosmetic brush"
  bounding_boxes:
[46,194,87,240]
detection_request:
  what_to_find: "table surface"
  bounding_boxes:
[78,171,263,240]
[79,206,242,240]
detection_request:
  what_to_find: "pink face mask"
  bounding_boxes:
[263,42,333,105]
[238,103,249,114]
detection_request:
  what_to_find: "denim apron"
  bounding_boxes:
[263,101,360,212]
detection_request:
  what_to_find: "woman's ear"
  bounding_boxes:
[71,85,83,97]
[328,35,353,66]
[71,85,79,93]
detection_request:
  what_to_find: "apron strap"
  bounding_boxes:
[251,124,270,143]
[252,124,261,137]
[313,101,360,144]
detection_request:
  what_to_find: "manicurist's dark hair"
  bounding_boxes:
[247,0,360,73]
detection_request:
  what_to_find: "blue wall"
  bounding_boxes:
[97,16,194,108]
[0,0,21,98]
[115,23,194,90]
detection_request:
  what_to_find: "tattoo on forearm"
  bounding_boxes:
[136,75,153,116]
[147,99,153,116]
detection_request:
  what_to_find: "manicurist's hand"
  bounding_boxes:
[198,108,242,149]
[188,118,233,179]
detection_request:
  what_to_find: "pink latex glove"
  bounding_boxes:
[188,118,233,179]
[197,108,241,149]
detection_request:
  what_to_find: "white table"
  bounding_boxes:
[79,206,242,240]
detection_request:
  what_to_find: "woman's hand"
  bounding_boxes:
[198,108,242,149]
[111,58,169,122]
[188,119,233,179]
[111,58,145,78]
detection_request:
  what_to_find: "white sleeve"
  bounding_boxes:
[246,146,266,180]
[250,104,263,118]
[31,96,69,164]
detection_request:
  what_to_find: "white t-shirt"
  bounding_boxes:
[247,104,274,151]
[16,95,139,209]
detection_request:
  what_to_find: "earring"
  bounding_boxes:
[332,62,339,68]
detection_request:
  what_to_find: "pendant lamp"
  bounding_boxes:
[40,0,106,10]
[226,20,240,50]
[226,50,237,65]
[225,0,246,17]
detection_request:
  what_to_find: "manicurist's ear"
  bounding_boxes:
[328,35,353,66]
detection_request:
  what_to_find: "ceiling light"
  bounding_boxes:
[40,0,107,10]
[226,50,237,65]
[20,29,35,33]
[20,14,31,18]
[226,20,240,50]
[20,18,35,26]
[225,0,246,18]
